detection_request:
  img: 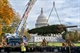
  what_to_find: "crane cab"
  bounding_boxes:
[4,34,28,46]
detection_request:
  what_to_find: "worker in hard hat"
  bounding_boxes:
[21,42,26,53]
[2,37,7,46]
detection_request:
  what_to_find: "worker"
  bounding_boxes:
[62,42,66,47]
[2,37,7,46]
[21,42,26,53]
[67,39,74,47]
[40,38,48,46]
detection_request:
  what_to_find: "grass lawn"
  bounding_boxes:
[28,42,80,46]
[74,42,80,46]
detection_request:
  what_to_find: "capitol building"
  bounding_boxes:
[35,8,48,28]
[29,8,64,42]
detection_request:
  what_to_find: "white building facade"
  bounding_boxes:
[29,34,65,42]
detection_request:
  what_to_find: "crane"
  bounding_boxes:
[3,0,37,46]
[15,0,37,36]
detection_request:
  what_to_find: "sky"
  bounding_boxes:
[9,0,80,29]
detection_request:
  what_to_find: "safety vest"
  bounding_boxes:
[21,45,26,51]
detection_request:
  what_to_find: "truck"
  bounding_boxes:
[2,0,37,46]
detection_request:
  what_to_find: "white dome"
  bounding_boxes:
[37,14,48,23]
[35,8,48,28]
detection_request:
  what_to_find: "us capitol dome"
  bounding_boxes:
[35,8,48,28]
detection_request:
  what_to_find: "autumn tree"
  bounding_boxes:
[0,0,8,8]
[74,30,79,42]
[19,29,31,41]
[24,30,31,41]
[65,33,70,42]
[0,0,14,35]
[79,34,80,40]
[70,32,74,42]
[2,17,20,34]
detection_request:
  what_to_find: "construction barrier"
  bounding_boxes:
[0,46,80,53]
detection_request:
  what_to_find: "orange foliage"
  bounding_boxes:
[0,0,15,35]
[3,0,8,4]
[2,5,15,25]
[0,0,8,8]
[0,23,2,35]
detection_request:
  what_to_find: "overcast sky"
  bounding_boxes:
[9,0,80,29]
